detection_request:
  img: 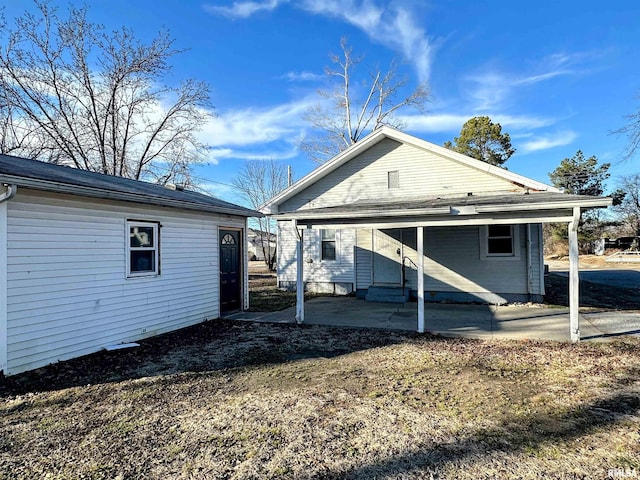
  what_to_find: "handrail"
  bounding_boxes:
[403,256,418,270]
[401,256,418,293]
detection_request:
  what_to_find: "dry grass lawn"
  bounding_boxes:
[1,320,639,479]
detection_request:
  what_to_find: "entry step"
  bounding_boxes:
[365,286,410,303]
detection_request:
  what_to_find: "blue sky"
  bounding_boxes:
[5,1,640,206]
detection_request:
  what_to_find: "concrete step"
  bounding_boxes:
[365,286,410,303]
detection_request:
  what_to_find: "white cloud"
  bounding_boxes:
[298,0,433,82]
[203,0,286,18]
[399,113,473,133]
[399,113,555,134]
[463,56,582,111]
[513,70,571,86]
[197,97,314,148]
[281,71,323,82]
[519,131,577,153]
[193,97,320,163]
[490,114,555,130]
[207,145,299,163]
[205,0,434,83]
[299,0,383,32]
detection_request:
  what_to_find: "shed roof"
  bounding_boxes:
[0,154,258,217]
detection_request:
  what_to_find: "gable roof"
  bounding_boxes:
[0,154,259,217]
[262,126,559,212]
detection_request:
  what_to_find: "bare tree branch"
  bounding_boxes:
[232,160,289,270]
[613,101,640,162]
[0,0,212,185]
[613,173,640,237]
[300,38,430,164]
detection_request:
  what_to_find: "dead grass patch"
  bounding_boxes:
[1,321,639,479]
[248,273,330,312]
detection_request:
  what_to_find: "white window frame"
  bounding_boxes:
[320,228,338,262]
[126,220,160,278]
[480,224,520,261]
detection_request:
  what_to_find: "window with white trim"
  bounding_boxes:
[321,229,336,261]
[127,221,159,277]
[480,225,520,260]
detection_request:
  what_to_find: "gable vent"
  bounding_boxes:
[388,170,399,189]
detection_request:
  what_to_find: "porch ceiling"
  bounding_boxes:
[276,192,612,229]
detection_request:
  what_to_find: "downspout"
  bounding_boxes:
[526,224,533,300]
[0,184,17,204]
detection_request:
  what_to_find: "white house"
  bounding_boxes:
[0,154,258,375]
[261,127,611,341]
[247,228,276,262]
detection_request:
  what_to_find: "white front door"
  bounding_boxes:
[372,229,403,285]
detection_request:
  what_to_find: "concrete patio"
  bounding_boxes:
[226,296,640,342]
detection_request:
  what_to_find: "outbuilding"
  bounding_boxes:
[0,155,257,375]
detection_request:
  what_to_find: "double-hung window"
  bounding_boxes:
[480,225,520,260]
[321,229,337,261]
[127,221,159,277]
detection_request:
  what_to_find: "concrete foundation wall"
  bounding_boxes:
[279,281,353,295]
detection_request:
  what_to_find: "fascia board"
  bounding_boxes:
[276,197,612,221]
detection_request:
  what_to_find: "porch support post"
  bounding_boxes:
[294,220,304,324]
[417,226,425,333]
[569,206,580,342]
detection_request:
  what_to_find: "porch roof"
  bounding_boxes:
[276,191,612,228]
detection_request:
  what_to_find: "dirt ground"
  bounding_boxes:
[1,321,639,479]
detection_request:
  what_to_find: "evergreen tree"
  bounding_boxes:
[444,116,514,166]
[548,151,610,196]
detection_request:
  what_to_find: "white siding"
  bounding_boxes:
[355,229,373,289]
[277,221,355,286]
[5,190,246,374]
[352,225,544,299]
[530,223,544,295]
[277,220,298,284]
[398,226,528,296]
[279,139,526,212]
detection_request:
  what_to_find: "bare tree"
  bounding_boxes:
[614,173,640,237]
[615,96,640,162]
[300,38,429,164]
[232,160,288,270]
[0,1,211,186]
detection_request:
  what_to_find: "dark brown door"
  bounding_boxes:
[220,230,241,312]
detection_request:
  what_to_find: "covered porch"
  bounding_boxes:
[281,192,612,342]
